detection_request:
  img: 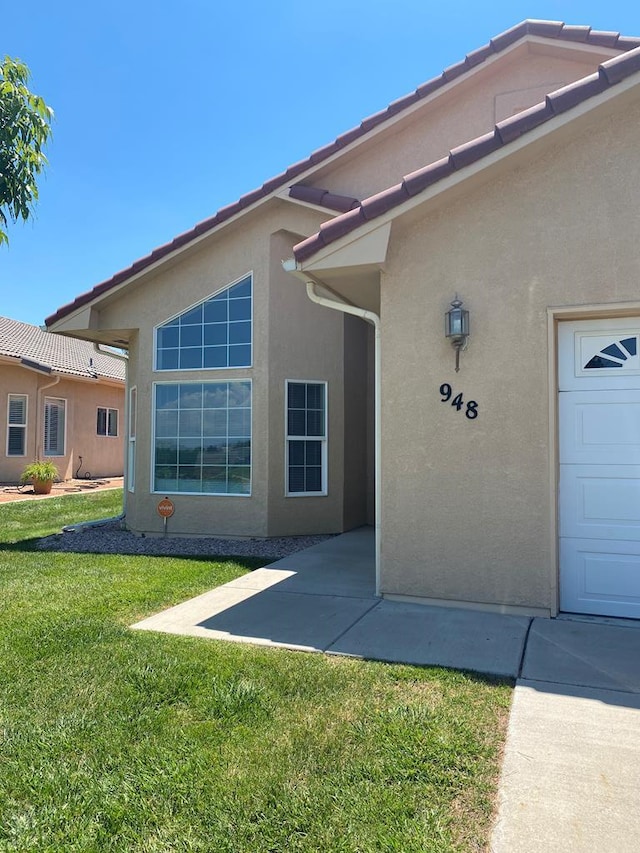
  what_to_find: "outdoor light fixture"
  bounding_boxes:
[445,295,470,373]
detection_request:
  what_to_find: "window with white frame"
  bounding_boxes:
[128,387,136,493]
[155,274,252,371]
[286,381,327,495]
[97,406,118,437]
[7,394,27,456]
[44,398,66,456]
[153,380,251,495]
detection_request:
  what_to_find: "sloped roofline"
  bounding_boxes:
[46,19,640,327]
[293,47,640,264]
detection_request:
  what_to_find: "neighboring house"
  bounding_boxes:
[46,20,640,621]
[0,317,126,483]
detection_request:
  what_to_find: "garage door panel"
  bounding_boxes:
[560,465,640,540]
[559,392,640,465]
[560,539,640,618]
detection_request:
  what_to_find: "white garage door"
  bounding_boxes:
[559,319,640,618]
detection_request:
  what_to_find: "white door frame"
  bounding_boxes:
[547,301,640,617]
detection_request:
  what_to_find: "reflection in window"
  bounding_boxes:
[155,275,252,371]
[154,381,251,495]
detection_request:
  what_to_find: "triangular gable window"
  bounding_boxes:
[155,274,252,371]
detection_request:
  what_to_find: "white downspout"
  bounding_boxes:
[285,265,382,597]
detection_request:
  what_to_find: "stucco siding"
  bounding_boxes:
[311,47,606,203]
[379,93,640,611]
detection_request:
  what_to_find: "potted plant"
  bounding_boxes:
[20,460,59,495]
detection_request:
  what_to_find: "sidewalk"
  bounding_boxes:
[132,527,640,851]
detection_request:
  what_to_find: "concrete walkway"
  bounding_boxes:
[132,527,640,852]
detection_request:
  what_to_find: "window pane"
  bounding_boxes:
[228,408,251,436]
[203,383,229,408]
[179,410,202,435]
[203,300,227,323]
[306,467,322,492]
[228,466,250,494]
[204,323,228,345]
[204,346,228,368]
[108,409,118,436]
[44,399,65,456]
[157,349,179,370]
[306,384,324,410]
[306,410,324,436]
[7,426,25,455]
[202,440,227,464]
[180,325,203,347]
[228,382,251,407]
[179,384,203,409]
[155,440,177,464]
[289,440,304,466]
[179,348,202,369]
[288,383,306,409]
[288,410,305,436]
[228,439,250,465]
[156,410,178,437]
[229,276,251,298]
[155,466,177,490]
[228,344,251,367]
[229,298,251,321]
[202,466,227,492]
[305,440,322,465]
[156,385,179,410]
[157,326,179,348]
[203,409,227,436]
[288,467,305,493]
[180,305,203,325]
[178,438,202,463]
[229,321,251,344]
[8,396,26,424]
[97,408,107,435]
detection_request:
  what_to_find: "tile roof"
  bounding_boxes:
[288,185,360,212]
[46,20,640,327]
[293,47,640,263]
[0,316,126,381]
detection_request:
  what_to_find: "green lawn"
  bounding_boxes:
[0,491,512,852]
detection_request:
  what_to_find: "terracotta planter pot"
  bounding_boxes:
[32,478,53,495]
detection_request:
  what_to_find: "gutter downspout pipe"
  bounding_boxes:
[285,264,381,597]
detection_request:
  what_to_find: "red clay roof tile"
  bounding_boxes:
[449,130,502,170]
[47,20,640,328]
[495,100,554,144]
[288,185,360,212]
[403,157,455,196]
[546,70,609,114]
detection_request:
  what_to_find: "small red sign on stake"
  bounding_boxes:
[157,497,175,518]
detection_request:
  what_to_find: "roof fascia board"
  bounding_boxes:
[298,71,640,271]
[303,223,392,272]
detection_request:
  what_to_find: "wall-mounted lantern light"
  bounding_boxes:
[445,296,470,373]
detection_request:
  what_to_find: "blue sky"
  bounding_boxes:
[3,1,640,326]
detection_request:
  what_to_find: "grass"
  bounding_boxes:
[0,491,513,852]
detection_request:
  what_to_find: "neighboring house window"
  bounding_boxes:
[7,394,27,456]
[44,398,66,456]
[128,387,136,493]
[153,380,251,495]
[286,381,327,495]
[97,407,118,436]
[155,274,252,371]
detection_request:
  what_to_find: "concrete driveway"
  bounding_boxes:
[132,526,640,852]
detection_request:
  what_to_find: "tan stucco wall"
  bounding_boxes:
[311,46,609,202]
[378,92,640,612]
[0,363,125,483]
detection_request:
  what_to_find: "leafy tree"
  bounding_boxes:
[0,56,53,245]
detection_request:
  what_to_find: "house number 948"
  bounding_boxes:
[439,383,478,419]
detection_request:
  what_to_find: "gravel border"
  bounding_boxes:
[36,519,334,561]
